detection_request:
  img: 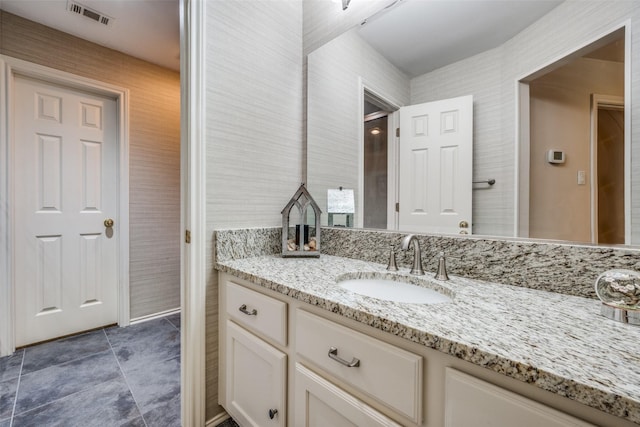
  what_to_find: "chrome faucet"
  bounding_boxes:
[400,234,425,275]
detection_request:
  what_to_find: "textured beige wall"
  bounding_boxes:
[1,11,181,319]
[529,57,624,242]
[204,0,303,419]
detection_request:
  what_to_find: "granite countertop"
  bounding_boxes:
[215,254,640,424]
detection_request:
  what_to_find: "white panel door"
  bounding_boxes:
[14,75,118,346]
[398,95,473,234]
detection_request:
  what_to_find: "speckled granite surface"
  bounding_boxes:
[215,227,640,299]
[215,228,281,262]
[215,254,640,424]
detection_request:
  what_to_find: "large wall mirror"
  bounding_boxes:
[307,0,639,246]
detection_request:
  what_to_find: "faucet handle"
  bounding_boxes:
[386,245,399,271]
[434,251,450,281]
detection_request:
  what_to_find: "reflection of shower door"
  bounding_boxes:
[398,95,473,234]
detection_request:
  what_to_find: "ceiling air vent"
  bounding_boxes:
[67,1,113,26]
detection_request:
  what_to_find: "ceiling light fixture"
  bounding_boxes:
[371,127,381,135]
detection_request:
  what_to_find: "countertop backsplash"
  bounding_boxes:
[214,227,640,299]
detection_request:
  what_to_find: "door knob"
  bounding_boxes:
[459,220,469,228]
[104,218,114,228]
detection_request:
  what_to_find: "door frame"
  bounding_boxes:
[0,55,131,356]
[180,0,207,425]
[358,78,402,230]
[515,21,630,241]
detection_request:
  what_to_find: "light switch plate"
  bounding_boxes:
[577,170,586,185]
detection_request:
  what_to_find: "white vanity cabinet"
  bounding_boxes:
[219,272,630,427]
[221,279,288,427]
[219,274,420,427]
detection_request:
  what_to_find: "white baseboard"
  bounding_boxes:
[129,307,181,325]
[205,411,231,426]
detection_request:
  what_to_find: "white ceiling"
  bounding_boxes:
[357,0,564,77]
[0,0,563,76]
[0,0,180,71]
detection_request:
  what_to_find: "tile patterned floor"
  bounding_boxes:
[0,313,181,427]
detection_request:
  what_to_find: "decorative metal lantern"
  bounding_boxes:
[281,183,322,258]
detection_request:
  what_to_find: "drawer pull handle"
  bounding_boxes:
[328,346,360,367]
[238,304,257,316]
[268,408,278,419]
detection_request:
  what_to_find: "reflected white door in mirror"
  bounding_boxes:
[398,95,473,234]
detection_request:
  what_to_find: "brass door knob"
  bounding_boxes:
[104,218,114,228]
[459,220,469,228]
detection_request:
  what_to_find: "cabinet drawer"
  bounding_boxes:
[295,363,402,427]
[226,280,287,346]
[444,368,594,427]
[296,310,422,423]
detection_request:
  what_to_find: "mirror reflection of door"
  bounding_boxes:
[362,93,473,234]
[397,96,473,235]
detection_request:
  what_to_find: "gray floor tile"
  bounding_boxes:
[0,349,24,382]
[119,416,147,427]
[126,356,180,416]
[126,357,180,425]
[166,312,181,330]
[14,350,121,414]
[4,316,182,426]
[0,378,17,420]
[106,319,180,373]
[12,378,141,427]
[22,330,110,375]
[140,391,180,427]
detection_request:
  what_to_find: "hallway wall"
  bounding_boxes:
[0,11,181,319]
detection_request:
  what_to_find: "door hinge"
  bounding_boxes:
[185,230,191,244]
[395,202,399,212]
[396,128,400,137]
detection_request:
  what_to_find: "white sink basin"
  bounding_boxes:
[339,277,452,304]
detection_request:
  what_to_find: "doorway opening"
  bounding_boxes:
[363,99,391,229]
[593,97,625,244]
[517,26,627,244]
[361,89,398,230]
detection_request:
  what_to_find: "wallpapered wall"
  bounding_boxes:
[204,0,304,419]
